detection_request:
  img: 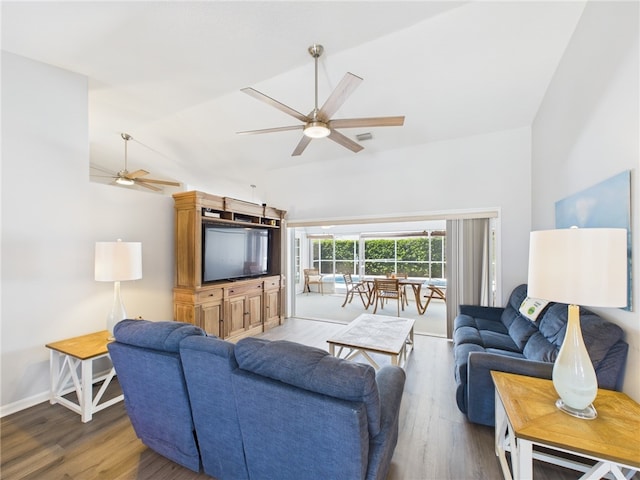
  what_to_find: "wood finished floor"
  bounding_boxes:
[1,318,587,480]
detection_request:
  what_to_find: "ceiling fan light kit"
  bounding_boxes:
[303,121,330,138]
[239,44,405,156]
[115,176,135,186]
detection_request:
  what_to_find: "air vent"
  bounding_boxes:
[356,132,373,141]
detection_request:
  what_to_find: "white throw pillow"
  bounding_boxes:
[519,296,550,322]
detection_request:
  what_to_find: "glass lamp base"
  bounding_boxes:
[555,399,597,419]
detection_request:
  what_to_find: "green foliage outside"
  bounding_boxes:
[312,235,445,279]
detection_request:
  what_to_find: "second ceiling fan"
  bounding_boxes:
[238,44,405,156]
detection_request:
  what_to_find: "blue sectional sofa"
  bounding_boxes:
[453,284,629,427]
[109,319,406,480]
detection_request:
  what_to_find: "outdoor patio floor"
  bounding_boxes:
[294,289,447,337]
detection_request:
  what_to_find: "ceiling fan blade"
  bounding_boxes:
[291,136,313,157]
[329,116,405,129]
[135,178,181,187]
[328,130,364,153]
[134,180,162,192]
[127,169,149,179]
[237,125,304,135]
[241,87,309,123]
[318,72,363,121]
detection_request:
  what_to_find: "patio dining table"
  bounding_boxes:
[360,277,431,315]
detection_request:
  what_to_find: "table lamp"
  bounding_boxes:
[527,227,627,419]
[95,239,142,339]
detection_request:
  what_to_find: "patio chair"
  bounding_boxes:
[303,268,323,295]
[341,273,370,308]
[373,278,404,317]
[422,284,446,313]
[385,273,409,307]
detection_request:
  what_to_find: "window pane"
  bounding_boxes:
[335,261,356,274]
[397,238,428,261]
[364,239,395,259]
[431,237,443,261]
[398,261,428,277]
[431,263,443,278]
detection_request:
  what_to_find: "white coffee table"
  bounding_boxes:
[327,313,414,369]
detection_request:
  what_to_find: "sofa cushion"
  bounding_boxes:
[580,311,625,368]
[523,332,558,362]
[499,284,528,329]
[453,325,483,346]
[479,331,520,352]
[454,314,477,330]
[537,303,570,346]
[114,319,205,352]
[508,316,539,350]
[234,337,381,435]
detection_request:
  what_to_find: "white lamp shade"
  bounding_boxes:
[95,241,142,282]
[527,228,627,307]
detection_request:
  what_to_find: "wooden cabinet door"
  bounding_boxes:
[226,296,246,338]
[246,291,263,330]
[264,289,280,329]
[200,301,222,337]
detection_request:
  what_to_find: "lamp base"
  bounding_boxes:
[555,399,597,419]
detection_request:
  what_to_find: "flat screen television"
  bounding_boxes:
[202,223,271,283]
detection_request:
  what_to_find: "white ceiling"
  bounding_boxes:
[2,1,586,194]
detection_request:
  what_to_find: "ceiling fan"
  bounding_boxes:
[238,44,405,156]
[91,133,181,191]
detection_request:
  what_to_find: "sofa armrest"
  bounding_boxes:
[367,365,406,480]
[467,352,553,426]
[458,305,504,322]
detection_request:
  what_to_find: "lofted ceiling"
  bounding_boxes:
[2,1,586,195]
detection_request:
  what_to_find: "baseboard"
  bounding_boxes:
[1,391,50,418]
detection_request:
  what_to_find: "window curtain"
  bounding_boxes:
[445,218,491,338]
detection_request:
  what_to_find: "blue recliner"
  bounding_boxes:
[108,319,205,472]
[179,335,250,480]
[231,337,406,480]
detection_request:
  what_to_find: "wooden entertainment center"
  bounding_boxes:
[172,190,286,341]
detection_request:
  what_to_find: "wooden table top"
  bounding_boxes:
[361,277,425,287]
[45,330,112,360]
[326,313,414,355]
[491,371,640,468]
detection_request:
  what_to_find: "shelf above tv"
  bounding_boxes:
[202,216,280,228]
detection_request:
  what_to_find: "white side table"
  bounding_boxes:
[46,330,123,422]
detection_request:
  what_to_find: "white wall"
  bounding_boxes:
[532,1,639,400]
[266,127,533,302]
[1,53,175,414]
